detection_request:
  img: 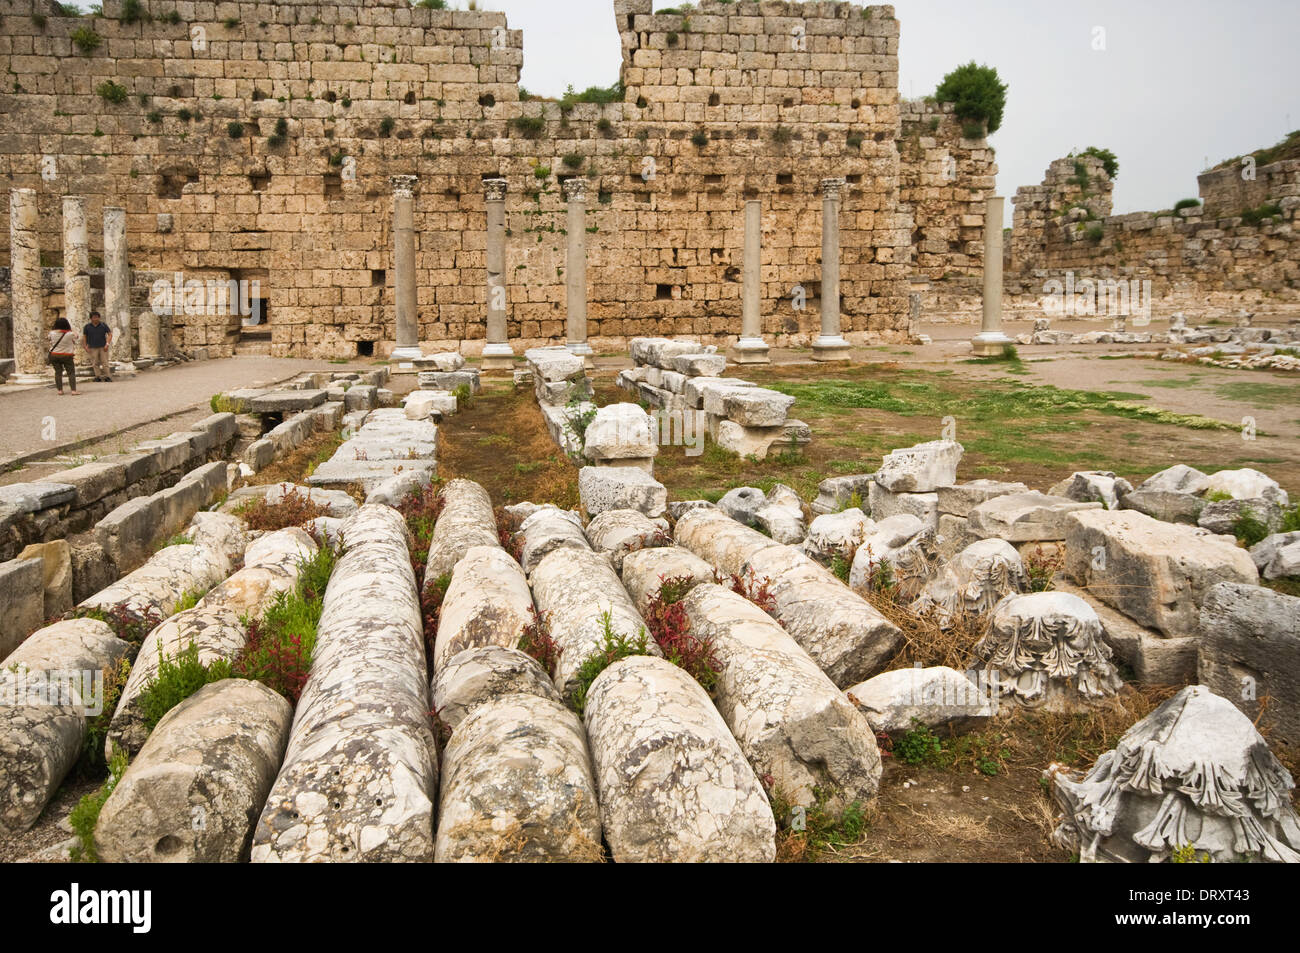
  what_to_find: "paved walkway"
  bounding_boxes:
[0,356,335,469]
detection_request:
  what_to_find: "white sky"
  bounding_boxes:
[485,0,1299,213]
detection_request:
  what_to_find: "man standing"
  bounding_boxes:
[83,310,113,382]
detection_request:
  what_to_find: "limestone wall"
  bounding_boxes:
[0,0,913,358]
[898,99,995,282]
[1197,158,1300,219]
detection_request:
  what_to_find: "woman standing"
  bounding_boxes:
[48,317,80,396]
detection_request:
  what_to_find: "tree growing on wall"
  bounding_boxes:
[1073,146,1119,180]
[934,62,1008,135]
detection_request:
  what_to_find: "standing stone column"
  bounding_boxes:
[103,206,131,362]
[481,178,515,370]
[563,178,594,364]
[732,199,770,365]
[63,196,90,338]
[8,188,46,382]
[138,311,161,359]
[812,178,851,362]
[972,195,1014,356]
[389,175,422,364]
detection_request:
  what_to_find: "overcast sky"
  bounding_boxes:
[489,0,1298,213]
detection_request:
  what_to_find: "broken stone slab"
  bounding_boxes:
[96,679,292,862]
[718,486,766,526]
[578,465,666,519]
[517,506,590,575]
[248,389,327,414]
[0,557,46,660]
[525,346,586,383]
[811,473,875,515]
[343,385,379,413]
[683,584,882,809]
[713,419,787,459]
[619,546,716,611]
[432,646,564,731]
[0,482,75,515]
[1202,467,1289,506]
[435,692,603,862]
[253,505,437,862]
[936,513,981,560]
[754,484,806,545]
[975,592,1123,711]
[846,666,995,736]
[1052,579,1197,686]
[16,540,73,621]
[418,369,481,394]
[720,388,796,427]
[671,353,727,377]
[424,479,499,588]
[848,514,941,599]
[433,546,534,672]
[403,390,458,421]
[683,375,755,410]
[667,499,715,520]
[584,655,775,862]
[308,458,436,491]
[1250,531,1300,579]
[1118,488,1206,525]
[967,491,1103,542]
[802,508,873,563]
[1048,471,1134,510]
[868,482,938,528]
[584,509,668,573]
[1199,582,1300,753]
[1064,509,1258,638]
[935,480,1030,518]
[1137,464,1210,496]
[415,352,466,373]
[529,545,661,698]
[37,458,133,508]
[80,542,232,621]
[365,469,432,508]
[629,337,714,370]
[676,507,903,688]
[874,440,963,493]
[582,403,659,463]
[1197,498,1284,536]
[1049,686,1300,863]
[912,538,1029,625]
[0,618,129,834]
[243,527,317,573]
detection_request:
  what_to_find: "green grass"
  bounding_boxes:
[1215,381,1300,406]
[568,613,650,717]
[135,642,233,733]
[69,750,128,862]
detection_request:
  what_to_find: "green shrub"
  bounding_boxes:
[96,81,128,104]
[1077,146,1119,180]
[934,61,1007,134]
[162,9,181,25]
[1173,197,1202,212]
[569,613,650,716]
[1240,202,1283,226]
[227,121,244,138]
[223,15,239,28]
[146,109,163,124]
[69,750,128,862]
[596,117,614,135]
[136,642,234,733]
[691,129,709,147]
[379,116,396,137]
[120,0,150,24]
[561,152,584,169]
[511,115,545,139]
[533,164,551,179]
[415,0,448,7]
[961,120,986,140]
[1233,508,1270,548]
[1084,224,1105,243]
[846,132,863,149]
[70,25,102,55]
[895,721,943,765]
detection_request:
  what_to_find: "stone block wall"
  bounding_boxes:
[1197,158,1300,219]
[898,99,995,282]
[0,0,914,357]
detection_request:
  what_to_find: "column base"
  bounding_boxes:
[389,345,423,373]
[481,343,516,371]
[8,372,50,385]
[811,335,852,363]
[971,331,1015,357]
[566,341,595,369]
[730,338,771,365]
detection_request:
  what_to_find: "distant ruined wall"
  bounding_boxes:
[0,0,915,358]
[1002,154,1300,316]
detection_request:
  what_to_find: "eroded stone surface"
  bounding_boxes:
[252,505,437,862]
[424,479,499,587]
[433,546,534,672]
[97,679,292,862]
[517,506,590,575]
[874,440,963,493]
[432,645,563,730]
[912,538,1029,624]
[1050,686,1300,863]
[584,509,668,572]
[436,692,602,862]
[584,656,776,863]
[619,546,716,611]
[847,666,995,735]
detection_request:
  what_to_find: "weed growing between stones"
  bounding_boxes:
[172,586,209,613]
[643,577,721,693]
[69,603,164,654]
[766,783,870,862]
[68,750,127,863]
[397,482,446,583]
[235,487,331,531]
[723,568,777,617]
[890,720,1008,776]
[517,607,560,679]
[867,586,988,672]
[420,573,450,660]
[136,642,233,732]
[78,657,132,777]
[154,533,193,552]
[1231,507,1270,548]
[1023,544,1064,592]
[568,612,651,717]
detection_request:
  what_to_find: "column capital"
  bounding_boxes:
[562,177,588,203]
[820,177,847,201]
[483,177,509,202]
[390,174,418,199]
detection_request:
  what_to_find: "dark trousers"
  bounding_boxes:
[51,354,77,391]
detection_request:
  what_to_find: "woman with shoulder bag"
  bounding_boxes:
[48,317,80,396]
